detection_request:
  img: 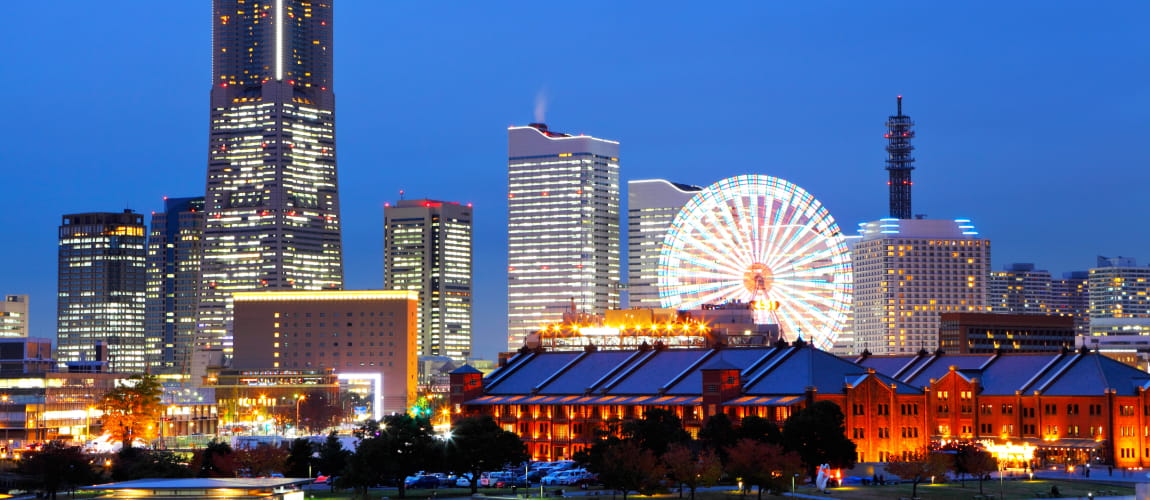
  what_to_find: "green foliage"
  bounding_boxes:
[621,408,690,456]
[193,439,236,478]
[445,415,528,494]
[725,438,803,500]
[662,443,722,500]
[316,431,350,479]
[341,415,437,498]
[781,401,857,477]
[592,440,664,500]
[112,447,192,480]
[100,374,164,449]
[286,438,315,477]
[736,415,781,444]
[698,413,738,460]
[884,449,952,499]
[21,440,101,499]
[235,443,289,477]
[944,442,998,493]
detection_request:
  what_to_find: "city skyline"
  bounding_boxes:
[3,3,1149,359]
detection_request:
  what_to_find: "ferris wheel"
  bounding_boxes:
[657,175,852,350]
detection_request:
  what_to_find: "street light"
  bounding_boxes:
[295,395,306,436]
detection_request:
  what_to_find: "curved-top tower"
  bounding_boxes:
[885,96,916,219]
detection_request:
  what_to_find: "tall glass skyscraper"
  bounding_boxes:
[145,197,205,376]
[197,0,343,376]
[384,199,473,361]
[507,123,620,350]
[58,211,147,372]
[626,179,702,309]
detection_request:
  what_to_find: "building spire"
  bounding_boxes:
[885,95,916,219]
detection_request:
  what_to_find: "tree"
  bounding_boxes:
[884,450,952,500]
[341,423,390,500]
[113,447,192,480]
[662,443,722,500]
[736,415,782,444]
[725,438,803,500]
[315,431,350,480]
[698,414,738,463]
[21,441,100,500]
[299,390,345,434]
[621,408,690,456]
[235,443,289,477]
[285,438,315,477]
[947,443,998,493]
[192,439,236,478]
[589,440,664,500]
[100,374,163,449]
[375,414,438,498]
[780,401,857,479]
[445,415,528,494]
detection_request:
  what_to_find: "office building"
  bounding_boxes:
[145,197,205,377]
[507,123,620,350]
[988,263,1053,314]
[57,211,147,372]
[384,199,472,361]
[197,0,343,378]
[230,291,418,415]
[851,218,990,354]
[626,179,702,309]
[938,312,1074,353]
[0,296,29,337]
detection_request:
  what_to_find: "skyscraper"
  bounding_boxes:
[384,199,473,361]
[1052,271,1089,335]
[145,197,205,376]
[851,218,990,354]
[507,123,620,350]
[197,1,342,376]
[626,179,702,309]
[0,295,29,338]
[58,211,147,372]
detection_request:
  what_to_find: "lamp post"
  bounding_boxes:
[295,395,306,436]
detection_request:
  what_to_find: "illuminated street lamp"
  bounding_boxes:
[295,394,306,436]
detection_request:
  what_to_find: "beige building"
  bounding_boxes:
[850,219,990,355]
[0,296,29,338]
[231,291,418,415]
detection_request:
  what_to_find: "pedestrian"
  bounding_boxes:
[1108,465,1113,476]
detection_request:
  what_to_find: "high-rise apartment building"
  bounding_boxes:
[988,263,1053,314]
[58,211,147,372]
[0,296,29,337]
[851,218,990,354]
[145,197,205,376]
[384,199,472,361]
[1088,256,1150,336]
[197,1,343,376]
[626,179,702,309]
[507,123,620,350]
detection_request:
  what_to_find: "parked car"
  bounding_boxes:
[405,475,440,489]
[454,476,472,488]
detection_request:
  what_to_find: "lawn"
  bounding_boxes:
[296,479,1138,500]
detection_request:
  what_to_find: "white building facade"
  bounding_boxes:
[507,124,620,350]
[851,218,990,354]
[626,179,702,309]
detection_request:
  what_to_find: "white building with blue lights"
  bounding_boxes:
[848,218,990,355]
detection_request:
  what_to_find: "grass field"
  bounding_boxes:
[298,479,1137,500]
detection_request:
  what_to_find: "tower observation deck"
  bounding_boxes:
[885,96,916,219]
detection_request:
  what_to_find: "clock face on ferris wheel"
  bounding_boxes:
[656,175,852,350]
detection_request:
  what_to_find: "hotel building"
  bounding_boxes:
[384,199,473,361]
[230,291,418,415]
[57,211,147,372]
[507,123,620,350]
[851,218,990,354]
[626,179,702,309]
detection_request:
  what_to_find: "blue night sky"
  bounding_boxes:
[2,2,1148,359]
